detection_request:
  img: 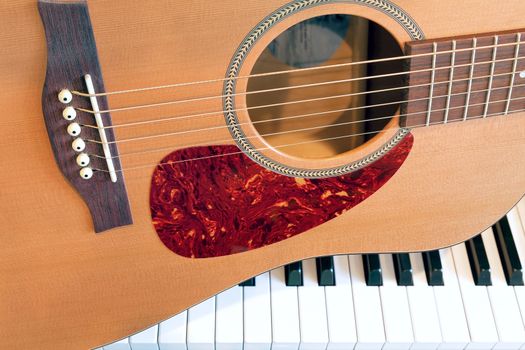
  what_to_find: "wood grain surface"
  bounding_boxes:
[0,1,524,349]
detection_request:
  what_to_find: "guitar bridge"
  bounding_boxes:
[38,0,132,232]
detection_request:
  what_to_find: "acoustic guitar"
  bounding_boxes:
[1,0,525,348]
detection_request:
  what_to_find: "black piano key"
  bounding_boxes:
[493,216,524,286]
[285,261,304,286]
[363,254,383,286]
[393,253,413,286]
[239,278,256,287]
[316,256,336,286]
[422,250,444,286]
[465,235,492,286]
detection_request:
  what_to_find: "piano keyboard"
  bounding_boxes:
[98,198,525,350]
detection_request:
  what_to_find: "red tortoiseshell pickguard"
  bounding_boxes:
[150,134,413,258]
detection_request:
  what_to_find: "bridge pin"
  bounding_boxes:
[67,123,81,137]
[72,138,85,152]
[76,153,90,167]
[79,167,93,180]
[58,89,73,104]
[62,107,77,121]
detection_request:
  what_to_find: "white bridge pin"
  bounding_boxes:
[72,138,86,152]
[62,107,77,121]
[67,123,81,137]
[58,89,73,104]
[76,153,90,167]
[79,167,93,180]
[520,71,525,79]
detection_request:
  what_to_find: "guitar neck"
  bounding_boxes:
[401,29,525,128]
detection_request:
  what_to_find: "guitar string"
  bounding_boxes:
[74,54,523,115]
[89,95,525,172]
[92,94,525,160]
[94,105,525,175]
[71,39,523,98]
[97,108,401,159]
[72,38,525,168]
[91,89,523,161]
[80,61,523,131]
[83,82,524,147]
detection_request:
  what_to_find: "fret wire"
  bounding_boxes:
[426,42,438,126]
[483,36,499,118]
[463,38,478,121]
[506,33,522,115]
[444,40,457,124]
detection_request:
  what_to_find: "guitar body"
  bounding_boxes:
[1,0,525,348]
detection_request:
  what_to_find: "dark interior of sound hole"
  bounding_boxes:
[246,15,404,159]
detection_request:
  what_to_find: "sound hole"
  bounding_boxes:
[246,15,404,159]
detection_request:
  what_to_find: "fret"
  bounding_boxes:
[505,33,521,115]
[483,35,499,118]
[463,38,478,121]
[425,42,438,126]
[444,40,457,124]
[402,29,525,128]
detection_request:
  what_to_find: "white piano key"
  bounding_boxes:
[516,198,525,220]
[243,272,272,350]
[508,205,525,340]
[482,228,525,349]
[512,202,525,350]
[129,325,159,350]
[378,254,413,350]
[407,253,442,349]
[432,249,470,350]
[451,244,497,349]
[348,254,385,350]
[158,311,187,350]
[103,338,131,350]
[297,258,329,350]
[325,255,357,350]
[215,285,243,350]
[270,267,300,350]
[187,297,215,350]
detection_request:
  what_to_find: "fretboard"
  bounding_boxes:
[401,29,525,128]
